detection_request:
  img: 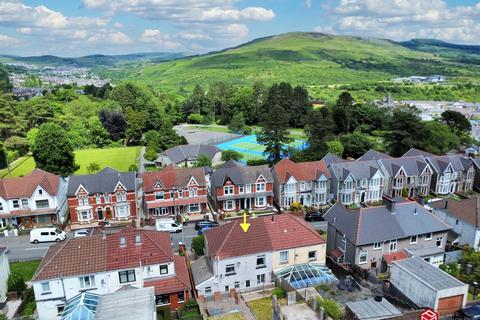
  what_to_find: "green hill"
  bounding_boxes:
[129,32,480,91]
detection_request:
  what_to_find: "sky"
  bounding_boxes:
[0,0,479,57]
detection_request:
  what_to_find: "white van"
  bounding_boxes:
[30,228,66,244]
[155,219,182,233]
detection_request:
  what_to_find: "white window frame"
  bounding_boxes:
[96,195,101,204]
[389,239,397,252]
[79,210,92,222]
[79,275,95,289]
[225,264,235,275]
[359,249,368,264]
[279,251,289,264]
[308,251,317,261]
[425,233,432,240]
[189,203,200,213]
[436,236,443,247]
[255,196,266,207]
[116,205,129,218]
[256,182,266,192]
[223,200,235,211]
[155,192,164,201]
[189,188,198,197]
[224,186,234,195]
[373,242,382,250]
[41,282,51,294]
[410,235,418,244]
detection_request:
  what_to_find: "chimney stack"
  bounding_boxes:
[383,196,396,214]
[444,200,449,210]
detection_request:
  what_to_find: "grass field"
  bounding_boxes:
[10,260,41,281]
[247,298,272,320]
[0,146,141,178]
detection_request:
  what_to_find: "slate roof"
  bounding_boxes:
[402,148,434,158]
[210,160,273,189]
[204,214,325,259]
[33,225,174,282]
[321,153,346,166]
[392,257,466,291]
[346,298,402,319]
[0,169,60,199]
[323,200,451,246]
[329,160,382,181]
[159,144,220,164]
[0,246,6,256]
[379,156,430,177]
[66,167,136,196]
[143,165,207,192]
[402,148,472,173]
[430,197,480,227]
[190,256,214,286]
[357,149,392,161]
[144,256,191,295]
[272,158,330,184]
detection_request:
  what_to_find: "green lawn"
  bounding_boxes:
[247,297,272,320]
[10,260,41,281]
[0,146,141,178]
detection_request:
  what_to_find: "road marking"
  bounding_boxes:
[25,247,49,251]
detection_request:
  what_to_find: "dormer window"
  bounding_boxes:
[38,189,43,195]
[120,237,126,246]
[135,234,141,244]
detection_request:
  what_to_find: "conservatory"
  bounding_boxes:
[274,263,337,289]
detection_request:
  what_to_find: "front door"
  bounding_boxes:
[97,209,104,220]
[105,207,112,220]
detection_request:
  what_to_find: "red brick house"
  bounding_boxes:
[143,165,208,220]
[210,160,274,213]
[32,225,191,319]
[66,167,137,229]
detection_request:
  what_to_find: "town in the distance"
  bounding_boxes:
[2,1,480,320]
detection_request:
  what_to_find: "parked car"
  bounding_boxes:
[198,225,214,235]
[305,211,324,222]
[194,220,219,230]
[30,228,66,244]
[455,303,480,319]
[73,229,90,238]
[156,219,182,233]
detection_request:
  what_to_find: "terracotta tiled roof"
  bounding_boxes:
[272,158,330,184]
[0,169,60,199]
[143,166,206,192]
[144,256,191,295]
[205,214,325,259]
[107,225,173,271]
[33,225,174,282]
[383,251,409,265]
[430,198,480,227]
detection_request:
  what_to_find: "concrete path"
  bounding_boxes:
[237,296,256,320]
[5,299,21,319]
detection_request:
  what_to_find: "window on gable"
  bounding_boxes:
[256,182,266,192]
[35,199,49,209]
[256,255,266,268]
[38,189,43,195]
[224,186,234,195]
[436,237,443,247]
[308,251,317,261]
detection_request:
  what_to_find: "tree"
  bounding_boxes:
[124,107,147,144]
[99,109,126,141]
[26,128,39,151]
[4,136,29,156]
[86,162,100,174]
[290,86,310,127]
[191,235,205,255]
[195,154,212,167]
[440,110,472,135]
[87,117,110,147]
[385,106,429,157]
[228,112,246,133]
[32,122,78,175]
[339,132,374,159]
[256,84,294,163]
[187,113,203,124]
[183,85,209,117]
[0,141,7,169]
[0,66,12,93]
[325,140,344,157]
[8,272,26,295]
[332,91,354,134]
[303,108,335,159]
[424,121,460,155]
[128,164,138,172]
[221,150,243,162]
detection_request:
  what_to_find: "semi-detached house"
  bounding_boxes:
[0,169,67,229]
[324,197,451,273]
[66,168,137,229]
[143,165,209,219]
[32,226,191,320]
[191,214,327,298]
[271,158,331,209]
[210,160,274,213]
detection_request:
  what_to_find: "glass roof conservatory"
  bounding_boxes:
[62,292,100,320]
[274,263,337,289]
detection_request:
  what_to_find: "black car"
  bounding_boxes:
[455,303,480,319]
[305,211,324,222]
[194,220,219,230]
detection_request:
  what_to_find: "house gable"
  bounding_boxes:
[75,184,89,196]
[114,181,127,193]
[187,176,199,188]
[286,175,297,185]
[255,174,266,183]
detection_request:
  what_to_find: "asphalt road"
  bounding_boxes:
[0,223,199,262]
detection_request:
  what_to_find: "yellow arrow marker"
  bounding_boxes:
[240,211,250,233]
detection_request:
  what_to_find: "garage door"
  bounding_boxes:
[437,295,464,316]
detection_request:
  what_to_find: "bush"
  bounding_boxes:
[22,300,36,317]
[289,202,302,211]
[86,162,100,174]
[157,306,172,320]
[221,150,243,162]
[316,297,342,320]
[191,235,205,256]
[8,272,26,295]
[128,164,138,172]
[271,287,286,298]
[187,113,203,124]
[246,159,269,166]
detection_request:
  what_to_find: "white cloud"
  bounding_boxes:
[140,29,181,49]
[178,32,211,40]
[327,0,480,43]
[222,24,249,39]
[306,0,312,9]
[0,33,21,47]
